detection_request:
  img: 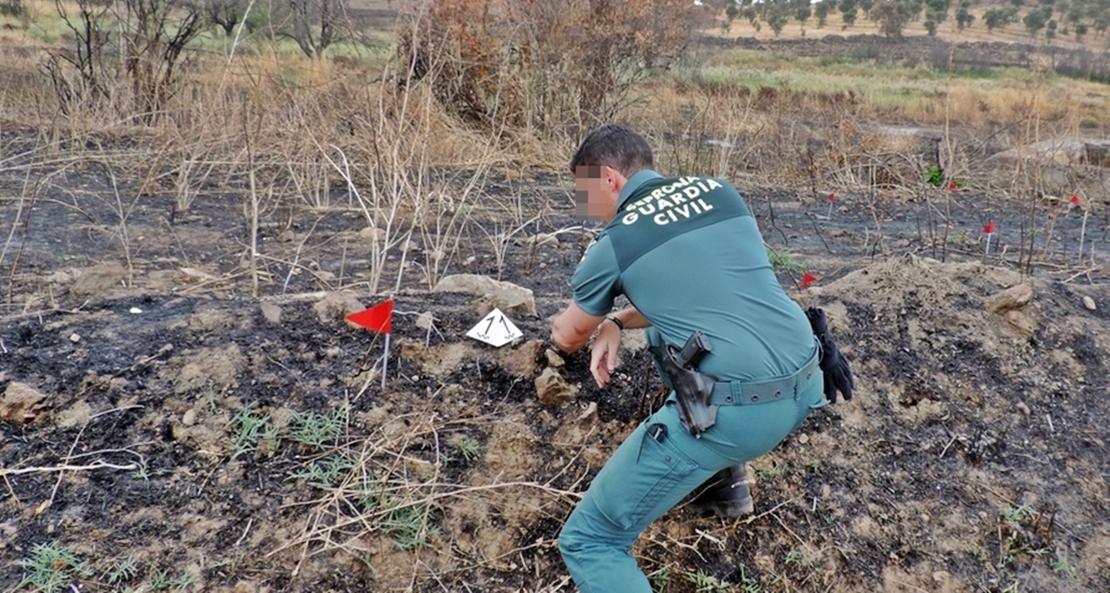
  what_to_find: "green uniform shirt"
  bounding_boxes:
[572,170,816,382]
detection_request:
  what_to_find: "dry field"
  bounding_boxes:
[2,2,1110,592]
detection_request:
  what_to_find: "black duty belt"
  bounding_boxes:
[708,348,820,406]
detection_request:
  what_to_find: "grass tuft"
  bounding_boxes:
[16,541,93,593]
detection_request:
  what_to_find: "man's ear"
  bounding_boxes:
[601,165,617,192]
[602,165,625,194]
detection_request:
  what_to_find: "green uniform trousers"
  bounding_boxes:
[558,383,824,593]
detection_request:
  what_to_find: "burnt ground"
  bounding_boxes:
[2,154,1110,593]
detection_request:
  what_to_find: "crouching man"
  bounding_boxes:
[550,124,853,593]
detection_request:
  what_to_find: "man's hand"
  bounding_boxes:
[805,307,854,403]
[590,319,622,388]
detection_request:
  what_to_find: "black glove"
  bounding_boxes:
[805,307,854,403]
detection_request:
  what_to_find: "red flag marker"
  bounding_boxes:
[826,192,835,219]
[347,299,393,334]
[801,272,817,289]
[827,192,836,202]
[1070,194,1081,205]
[947,181,958,190]
[983,221,995,255]
[347,299,394,388]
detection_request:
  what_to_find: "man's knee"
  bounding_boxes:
[558,510,587,562]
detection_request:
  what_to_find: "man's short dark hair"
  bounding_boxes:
[570,124,654,178]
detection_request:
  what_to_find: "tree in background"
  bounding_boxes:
[0,0,23,17]
[839,0,859,27]
[870,0,914,37]
[47,0,113,108]
[984,6,1019,29]
[815,0,836,27]
[122,0,205,117]
[205,0,247,36]
[1023,4,1052,35]
[789,0,812,29]
[923,0,950,36]
[767,0,792,34]
[288,0,348,59]
[955,0,975,29]
[401,0,706,133]
[47,0,204,117]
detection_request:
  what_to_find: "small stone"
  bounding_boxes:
[545,349,565,368]
[183,409,197,426]
[1083,296,1096,310]
[359,226,385,241]
[797,433,810,444]
[129,307,143,314]
[314,292,365,325]
[1016,401,1031,416]
[260,302,282,324]
[986,283,1033,314]
[500,340,546,378]
[1,382,49,423]
[526,233,559,247]
[535,368,578,405]
[69,333,81,343]
[1003,309,1038,336]
[69,262,126,297]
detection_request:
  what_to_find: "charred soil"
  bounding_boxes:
[3,157,1110,593]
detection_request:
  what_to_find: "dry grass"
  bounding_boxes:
[1,0,1107,284]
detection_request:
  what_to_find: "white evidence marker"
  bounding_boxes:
[466,308,523,347]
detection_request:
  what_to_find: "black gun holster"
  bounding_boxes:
[656,332,720,437]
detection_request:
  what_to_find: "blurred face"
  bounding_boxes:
[574,165,618,223]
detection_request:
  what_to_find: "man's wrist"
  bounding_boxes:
[605,316,624,331]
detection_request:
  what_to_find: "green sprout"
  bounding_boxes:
[16,542,93,593]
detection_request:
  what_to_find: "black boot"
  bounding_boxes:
[691,463,753,518]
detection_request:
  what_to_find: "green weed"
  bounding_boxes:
[229,405,269,460]
[753,463,783,481]
[1003,503,1035,522]
[286,405,346,450]
[287,454,356,489]
[357,478,388,512]
[133,459,150,482]
[1050,548,1074,575]
[105,555,140,585]
[649,564,674,592]
[765,247,805,273]
[924,164,944,186]
[457,437,481,462]
[146,568,196,591]
[684,569,730,593]
[16,541,93,593]
[382,502,439,550]
[735,565,763,593]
